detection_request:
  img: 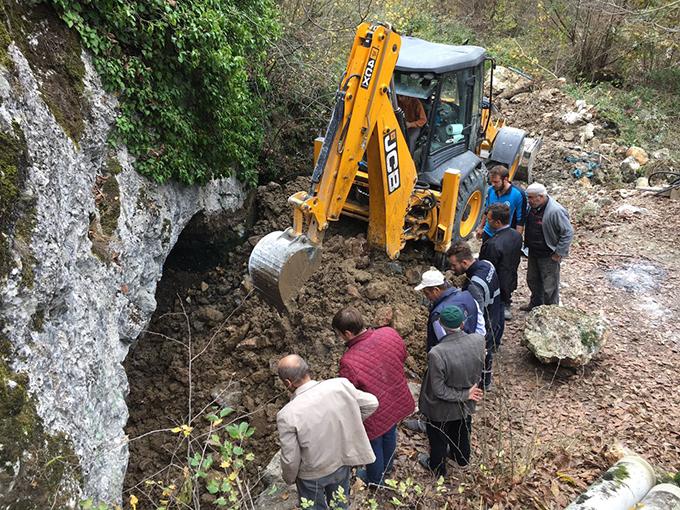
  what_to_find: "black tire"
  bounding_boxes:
[433,251,448,270]
[452,165,488,242]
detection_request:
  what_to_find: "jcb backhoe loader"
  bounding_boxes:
[249,22,541,311]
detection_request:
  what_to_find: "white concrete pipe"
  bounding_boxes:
[564,455,656,510]
[636,484,680,509]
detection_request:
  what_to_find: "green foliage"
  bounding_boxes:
[47,0,280,186]
[122,406,256,509]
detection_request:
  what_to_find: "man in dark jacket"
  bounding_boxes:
[447,242,503,389]
[334,306,415,486]
[479,203,523,320]
[418,306,485,477]
[522,183,574,310]
[414,267,483,352]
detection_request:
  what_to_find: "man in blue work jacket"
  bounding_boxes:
[476,165,527,242]
[447,242,503,390]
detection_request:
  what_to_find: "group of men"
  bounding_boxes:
[274,172,574,509]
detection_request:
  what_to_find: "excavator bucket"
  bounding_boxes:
[248,229,321,313]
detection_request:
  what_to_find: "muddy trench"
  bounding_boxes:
[122,177,436,501]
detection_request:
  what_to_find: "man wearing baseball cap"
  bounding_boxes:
[414,267,483,352]
[417,306,485,476]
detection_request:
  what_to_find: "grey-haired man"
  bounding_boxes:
[276,355,378,509]
[522,183,574,310]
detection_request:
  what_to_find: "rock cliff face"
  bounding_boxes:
[0,9,245,506]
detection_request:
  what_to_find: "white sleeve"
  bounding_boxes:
[434,319,447,340]
[475,301,486,336]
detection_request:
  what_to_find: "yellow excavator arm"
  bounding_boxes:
[289,22,416,253]
[249,22,428,311]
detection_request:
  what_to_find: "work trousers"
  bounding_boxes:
[366,425,397,485]
[482,308,505,389]
[296,465,350,510]
[425,416,472,477]
[527,255,560,307]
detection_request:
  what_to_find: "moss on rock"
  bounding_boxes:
[0,333,82,508]
[0,0,87,142]
[0,125,29,281]
[88,156,121,263]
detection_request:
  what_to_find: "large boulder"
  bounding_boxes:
[522,306,607,367]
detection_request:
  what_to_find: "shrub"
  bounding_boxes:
[48,0,280,186]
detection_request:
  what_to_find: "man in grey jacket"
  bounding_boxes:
[276,355,378,509]
[521,182,574,310]
[418,306,485,477]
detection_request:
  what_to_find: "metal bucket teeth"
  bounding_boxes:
[248,230,321,313]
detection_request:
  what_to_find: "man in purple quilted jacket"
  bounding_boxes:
[333,306,415,486]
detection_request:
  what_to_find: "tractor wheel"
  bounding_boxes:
[452,165,488,242]
[433,251,448,271]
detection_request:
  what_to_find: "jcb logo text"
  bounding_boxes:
[383,130,400,193]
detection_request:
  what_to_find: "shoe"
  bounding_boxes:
[504,307,512,321]
[417,452,432,471]
[403,418,427,433]
[519,303,533,312]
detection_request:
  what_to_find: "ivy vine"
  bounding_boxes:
[48,0,279,186]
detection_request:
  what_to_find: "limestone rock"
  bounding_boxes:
[254,450,297,510]
[197,305,225,324]
[579,123,595,142]
[487,65,532,95]
[210,381,243,409]
[405,267,422,286]
[0,36,246,504]
[373,305,394,326]
[625,146,649,165]
[393,303,417,336]
[522,306,607,367]
[619,156,641,183]
[651,148,670,160]
[363,280,390,300]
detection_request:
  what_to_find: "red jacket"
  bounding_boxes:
[339,327,415,440]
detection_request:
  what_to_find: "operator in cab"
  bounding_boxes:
[397,94,427,152]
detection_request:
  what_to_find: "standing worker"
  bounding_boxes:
[417,306,485,476]
[276,355,378,509]
[521,182,574,310]
[476,165,527,241]
[447,241,503,390]
[479,203,523,320]
[333,306,415,487]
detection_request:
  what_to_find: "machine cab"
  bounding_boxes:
[394,37,487,188]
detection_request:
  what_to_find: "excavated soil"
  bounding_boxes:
[123,83,680,508]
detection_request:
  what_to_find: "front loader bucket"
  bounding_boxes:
[248,229,321,313]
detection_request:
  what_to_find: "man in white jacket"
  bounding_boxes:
[276,354,378,509]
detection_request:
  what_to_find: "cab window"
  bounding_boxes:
[430,69,473,153]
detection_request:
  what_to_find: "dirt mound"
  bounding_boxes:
[123,177,433,497]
